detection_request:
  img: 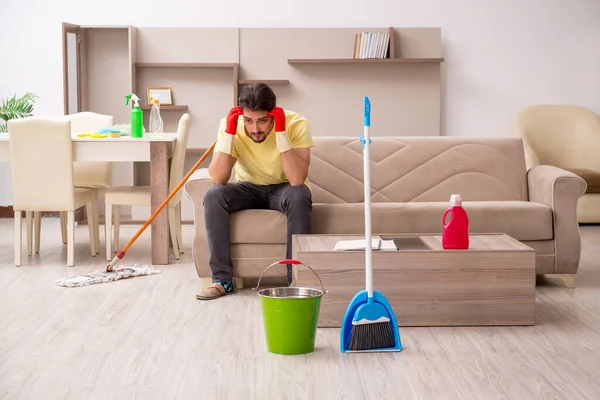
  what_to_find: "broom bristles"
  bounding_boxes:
[347,320,396,351]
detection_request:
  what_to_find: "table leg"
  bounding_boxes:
[150,141,170,265]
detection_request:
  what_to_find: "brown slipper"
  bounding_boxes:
[196,282,236,300]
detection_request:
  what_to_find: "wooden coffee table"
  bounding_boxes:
[291,233,536,327]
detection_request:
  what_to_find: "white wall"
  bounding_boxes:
[1,0,599,206]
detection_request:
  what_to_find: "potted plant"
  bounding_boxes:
[0,92,38,132]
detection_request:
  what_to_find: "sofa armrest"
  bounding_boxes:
[184,168,214,238]
[527,165,587,274]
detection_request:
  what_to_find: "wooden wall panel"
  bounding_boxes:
[81,27,135,217]
[135,28,239,63]
[85,28,131,124]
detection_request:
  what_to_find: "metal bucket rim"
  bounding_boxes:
[257,286,325,299]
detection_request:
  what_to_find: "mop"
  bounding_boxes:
[339,96,402,352]
[55,265,160,288]
[56,141,216,288]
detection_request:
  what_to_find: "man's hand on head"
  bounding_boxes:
[225,106,243,135]
[268,106,292,153]
[216,106,243,155]
[268,106,286,132]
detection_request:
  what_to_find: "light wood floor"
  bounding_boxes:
[1,218,600,399]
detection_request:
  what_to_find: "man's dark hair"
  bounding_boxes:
[238,83,276,112]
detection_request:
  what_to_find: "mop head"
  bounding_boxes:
[56,266,160,288]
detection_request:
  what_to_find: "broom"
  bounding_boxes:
[56,141,216,288]
[339,97,402,352]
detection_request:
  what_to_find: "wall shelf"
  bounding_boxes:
[139,105,188,111]
[238,79,289,85]
[288,58,444,64]
[135,62,238,68]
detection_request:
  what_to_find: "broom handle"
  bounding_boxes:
[120,141,216,254]
[363,96,373,299]
[363,125,373,298]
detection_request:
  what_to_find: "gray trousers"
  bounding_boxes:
[203,181,312,284]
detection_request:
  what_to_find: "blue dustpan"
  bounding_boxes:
[340,290,403,352]
[339,96,402,353]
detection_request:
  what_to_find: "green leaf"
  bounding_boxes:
[0,92,38,123]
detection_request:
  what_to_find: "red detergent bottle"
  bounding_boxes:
[442,194,469,250]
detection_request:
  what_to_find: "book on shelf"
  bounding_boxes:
[333,237,398,251]
[353,32,391,59]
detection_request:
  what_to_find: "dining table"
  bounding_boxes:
[0,132,177,265]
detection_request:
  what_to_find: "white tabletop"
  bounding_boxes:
[0,132,177,162]
[0,132,177,142]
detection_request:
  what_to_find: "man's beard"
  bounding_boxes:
[249,131,267,143]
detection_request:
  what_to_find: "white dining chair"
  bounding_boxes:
[8,116,99,266]
[104,113,191,260]
[54,111,113,249]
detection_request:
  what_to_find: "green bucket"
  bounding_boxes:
[255,259,327,355]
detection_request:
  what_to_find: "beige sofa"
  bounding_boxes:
[513,104,600,223]
[184,136,587,286]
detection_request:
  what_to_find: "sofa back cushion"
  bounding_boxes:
[308,137,528,203]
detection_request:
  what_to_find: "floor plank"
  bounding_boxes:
[0,218,600,399]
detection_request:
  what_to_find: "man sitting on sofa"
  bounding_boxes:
[196,83,315,300]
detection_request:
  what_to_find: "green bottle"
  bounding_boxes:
[125,93,143,138]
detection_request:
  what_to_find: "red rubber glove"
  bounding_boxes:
[225,106,243,134]
[216,106,243,155]
[268,106,292,152]
[268,106,286,132]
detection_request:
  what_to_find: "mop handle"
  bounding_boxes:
[106,140,216,271]
[362,96,373,299]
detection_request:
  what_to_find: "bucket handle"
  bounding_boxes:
[253,259,326,294]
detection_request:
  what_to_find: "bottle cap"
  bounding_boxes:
[450,194,462,206]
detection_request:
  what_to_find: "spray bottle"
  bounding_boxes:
[125,93,143,138]
[149,94,163,137]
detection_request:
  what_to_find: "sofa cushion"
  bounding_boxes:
[230,210,288,243]
[229,200,553,244]
[308,137,529,203]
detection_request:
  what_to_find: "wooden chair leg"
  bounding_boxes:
[60,211,67,244]
[168,207,180,260]
[34,211,41,253]
[113,205,120,253]
[105,202,112,261]
[25,211,33,257]
[67,210,75,267]
[91,198,100,254]
[14,210,22,266]
[85,200,96,256]
[176,203,183,254]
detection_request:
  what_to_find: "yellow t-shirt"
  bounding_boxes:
[215,109,314,187]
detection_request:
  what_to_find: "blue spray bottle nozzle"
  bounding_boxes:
[364,96,371,127]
